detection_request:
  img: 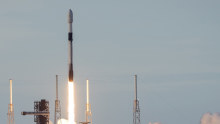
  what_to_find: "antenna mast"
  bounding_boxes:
[54,75,61,124]
[8,79,14,124]
[133,75,140,124]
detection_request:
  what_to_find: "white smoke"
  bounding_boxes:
[49,120,53,124]
[200,113,220,124]
[57,118,69,124]
[149,122,161,124]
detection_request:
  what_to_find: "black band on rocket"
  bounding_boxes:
[68,33,73,41]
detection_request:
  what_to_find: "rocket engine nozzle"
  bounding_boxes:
[69,66,73,82]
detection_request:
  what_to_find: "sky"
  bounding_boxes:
[0,0,220,124]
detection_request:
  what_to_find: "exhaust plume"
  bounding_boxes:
[58,119,69,124]
[200,113,220,124]
[149,122,161,124]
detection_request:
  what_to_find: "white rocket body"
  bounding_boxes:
[68,9,73,82]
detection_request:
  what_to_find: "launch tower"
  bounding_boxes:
[21,99,50,124]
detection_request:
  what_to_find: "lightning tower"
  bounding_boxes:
[86,80,92,124]
[54,75,61,124]
[133,75,140,124]
[8,79,14,124]
[80,80,92,124]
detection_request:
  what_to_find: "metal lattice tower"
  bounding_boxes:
[133,75,140,124]
[8,79,14,124]
[54,75,61,124]
[34,99,50,124]
[21,99,50,124]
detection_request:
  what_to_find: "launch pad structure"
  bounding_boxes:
[133,75,140,124]
[21,99,50,124]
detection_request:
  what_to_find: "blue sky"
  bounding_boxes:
[0,0,220,124]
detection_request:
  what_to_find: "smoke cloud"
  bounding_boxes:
[149,122,161,124]
[57,118,69,124]
[200,113,220,124]
[49,120,53,124]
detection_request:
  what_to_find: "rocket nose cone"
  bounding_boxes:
[68,9,73,23]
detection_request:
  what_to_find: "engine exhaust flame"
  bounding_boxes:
[68,81,75,124]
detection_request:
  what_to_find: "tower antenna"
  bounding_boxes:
[54,75,61,124]
[133,75,140,124]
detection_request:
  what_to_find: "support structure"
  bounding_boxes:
[54,75,61,124]
[8,79,14,124]
[22,99,50,124]
[22,112,49,115]
[133,75,140,124]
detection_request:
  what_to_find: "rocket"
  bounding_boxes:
[68,9,73,82]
